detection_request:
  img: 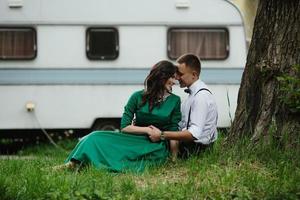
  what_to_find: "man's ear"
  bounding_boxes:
[192,70,199,78]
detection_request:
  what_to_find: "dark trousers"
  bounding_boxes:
[179,141,214,159]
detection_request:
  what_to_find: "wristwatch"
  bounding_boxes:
[160,131,165,141]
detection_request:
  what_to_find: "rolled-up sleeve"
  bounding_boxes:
[187,95,209,143]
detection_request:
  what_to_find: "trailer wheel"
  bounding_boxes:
[92,120,120,131]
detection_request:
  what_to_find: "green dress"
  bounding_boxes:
[65,90,181,172]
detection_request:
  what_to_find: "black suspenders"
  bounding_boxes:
[186,88,212,129]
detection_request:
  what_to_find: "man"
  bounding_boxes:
[149,54,218,158]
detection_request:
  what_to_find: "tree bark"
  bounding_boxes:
[230,0,300,146]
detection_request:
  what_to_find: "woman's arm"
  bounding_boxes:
[120,91,153,135]
[121,125,152,135]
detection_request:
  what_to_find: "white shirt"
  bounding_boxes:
[178,80,218,144]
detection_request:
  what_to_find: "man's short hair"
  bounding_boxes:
[176,54,201,75]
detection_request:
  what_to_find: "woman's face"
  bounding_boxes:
[164,74,176,93]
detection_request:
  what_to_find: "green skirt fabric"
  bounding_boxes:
[65,131,169,172]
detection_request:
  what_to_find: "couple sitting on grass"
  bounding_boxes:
[54,54,218,172]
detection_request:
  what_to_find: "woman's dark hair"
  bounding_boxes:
[141,60,177,111]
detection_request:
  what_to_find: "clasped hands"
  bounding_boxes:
[147,125,162,142]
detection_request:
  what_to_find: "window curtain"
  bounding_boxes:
[169,29,228,60]
[0,29,35,59]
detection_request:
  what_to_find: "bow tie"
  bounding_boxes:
[184,88,191,94]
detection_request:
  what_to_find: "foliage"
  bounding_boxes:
[277,64,300,113]
[0,136,299,200]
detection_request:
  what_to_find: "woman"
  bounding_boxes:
[55,60,181,172]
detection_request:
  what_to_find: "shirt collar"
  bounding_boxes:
[188,79,206,96]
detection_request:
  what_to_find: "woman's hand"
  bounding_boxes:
[145,126,154,136]
[148,125,162,142]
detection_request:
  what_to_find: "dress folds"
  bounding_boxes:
[65,90,181,172]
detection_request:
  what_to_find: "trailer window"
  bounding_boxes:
[86,28,119,60]
[0,28,36,60]
[168,28,229,60]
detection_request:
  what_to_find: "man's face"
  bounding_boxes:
[176,63,197,88]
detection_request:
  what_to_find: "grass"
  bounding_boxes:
[0,135,299,200]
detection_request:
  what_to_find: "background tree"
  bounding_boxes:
[230,0,300,146]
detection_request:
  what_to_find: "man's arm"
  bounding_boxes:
[148,125,194,142]
[164,130,195,141]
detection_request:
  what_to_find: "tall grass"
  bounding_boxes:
[0,135,299,200]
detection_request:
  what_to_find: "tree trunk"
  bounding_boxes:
[230,0,300,146]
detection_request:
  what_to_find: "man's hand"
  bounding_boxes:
[148,125,162,142]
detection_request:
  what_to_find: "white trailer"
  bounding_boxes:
[0,0,246,131]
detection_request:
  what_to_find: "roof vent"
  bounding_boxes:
[175,0,190,9]
[8,0,23,8]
